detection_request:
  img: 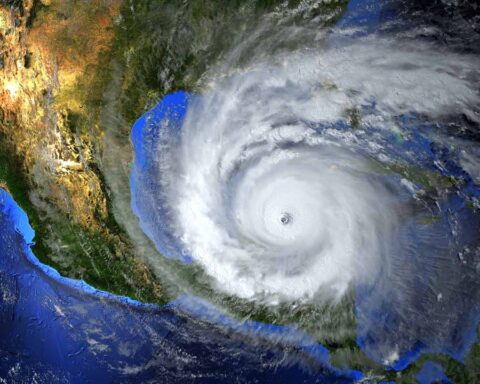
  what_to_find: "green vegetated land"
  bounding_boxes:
[1,1,479,382]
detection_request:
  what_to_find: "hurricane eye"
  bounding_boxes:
[280,213,292,225]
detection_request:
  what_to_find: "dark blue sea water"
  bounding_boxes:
[0,189,363,383]
[1,0,479,383]
[130,91,480,378]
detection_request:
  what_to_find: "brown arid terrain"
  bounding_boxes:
[0,0,163,302]
[0,0,356,306]
[1,2,480,381]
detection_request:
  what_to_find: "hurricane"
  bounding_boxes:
[133,40,477,284]
[2,0,480,382]
[128,1,480,371]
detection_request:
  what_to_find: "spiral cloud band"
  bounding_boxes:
[131,37,479,309]
[172,76,404,303]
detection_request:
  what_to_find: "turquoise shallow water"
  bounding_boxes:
[1,0,480,382]
[129,0,480,377]
[130,89,480,370]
